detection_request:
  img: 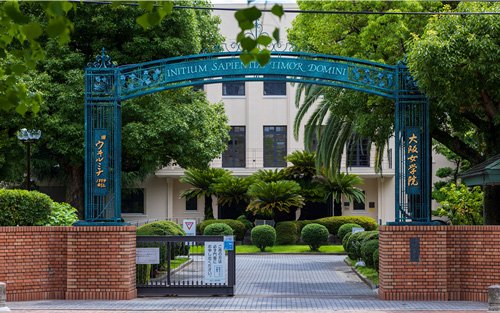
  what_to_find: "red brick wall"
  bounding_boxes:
[0,226,136,301]
[379,225,500,301]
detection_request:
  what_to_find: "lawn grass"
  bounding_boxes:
[170,257,190,269]
[346,257,379,286]
[237,244,344,253]
[190,245,344,254]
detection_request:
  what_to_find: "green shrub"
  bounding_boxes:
[136,264,151,285]
[296,220,314,232]
[37,202,78,226]
[301,223,329,251]
[0,189,52,226]
[373,248,379,271]
[275,221,299,245]
[345,231,365,260]
[203,223,233,236]
[251,225,276,252]
[198,219,246,241]
[237,215,253,231]
[337,223,362,242]
[136,220,187,266]
[314,216,378,235]
[361,239,379,267]
[355,231,379,258]
[342,232,352,251]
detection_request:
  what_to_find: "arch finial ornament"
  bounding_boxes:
[87,48,115,68]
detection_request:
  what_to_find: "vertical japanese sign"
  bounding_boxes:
[204,241,225,284]
[405,127,421,194]
[94,129,109,196]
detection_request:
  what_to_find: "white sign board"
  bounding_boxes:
[182,219,197,236]
[136,247,160,264]
[204,241,225,284]
[352,227,365,234]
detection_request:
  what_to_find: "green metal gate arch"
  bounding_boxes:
[80,49,430,225]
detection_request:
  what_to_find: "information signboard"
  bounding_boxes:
[204,241,225,284]
[136,247,160,264]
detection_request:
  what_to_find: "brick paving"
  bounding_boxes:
[8,255,488,312]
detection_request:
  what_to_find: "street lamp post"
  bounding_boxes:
[17,128,41,190]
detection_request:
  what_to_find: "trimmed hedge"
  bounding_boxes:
[198,219,246,241]
[203,223,233,236]
[342,232,352,251]
[0,189,53,226]
[314,216,378,236]
[237,215,253,231]
[251,225,276,252]
[373,248,379,271]
[337,223,362,242]
[361,239,379,267]
[346,230,379,261]
[301,223,329,251]
[275,221,299,245]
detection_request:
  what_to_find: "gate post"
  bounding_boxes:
[77,48,125,225]
[392,61,431,224]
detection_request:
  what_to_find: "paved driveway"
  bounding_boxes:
[8,254,488,311]
[236,255,375,298]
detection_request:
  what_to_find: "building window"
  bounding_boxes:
[122,188,144,214]
[186,197,197,211]
[193,84,204,92]
[222,126,246,168]
[264,79,286,96]
[222,81,245,96]
[263,126,287,167]
[347,137,371,167]
[353,191,366,210]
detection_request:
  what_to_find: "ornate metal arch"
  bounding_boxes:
[78,49,430,225]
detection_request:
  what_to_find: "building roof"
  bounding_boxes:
[460,154,500,186]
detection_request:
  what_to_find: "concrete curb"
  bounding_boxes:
[344,257,378,290]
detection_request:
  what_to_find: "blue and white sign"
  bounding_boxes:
[204,241,225,284]
[224,235,234,251]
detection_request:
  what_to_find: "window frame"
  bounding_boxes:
[121,188,145,214]
[222,126,246,168]
[185,197,198,211]
[263,125,287,168]
[263,78,286,96]
[222,81,245,96]
[347,137,371,167]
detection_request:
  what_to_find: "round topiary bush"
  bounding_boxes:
[251,225,276,252]
[237,215,253,232]
[275,221,299,245]
[355,231,379,259]
[313,216,378,235]
[361,239,379,267]
[373,248,379,271]
[203,222,234,236]
[337,223,362,242]
[342,232,352,251]
[198,219,246,241]
[345,231,365,260]
[301,223,329,251]
[0,189,53,226]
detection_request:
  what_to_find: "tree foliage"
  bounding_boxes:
[433,183,483,225]
[1,2,228,212]
[289,1,441,176]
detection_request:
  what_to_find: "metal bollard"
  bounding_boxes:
[0,282,10,311]
[489,285,500,311]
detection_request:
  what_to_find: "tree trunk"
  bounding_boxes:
[484,185,500,225]
[204,195,214,220]
[65,165,84,219]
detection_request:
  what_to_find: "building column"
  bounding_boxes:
[166,178,174,219]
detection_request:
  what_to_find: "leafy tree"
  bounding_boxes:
[179,168,231,220]
[1,3,229,212]
[407,2,500,224]
[433,183,484,225]
[289,1,441,176]
[315,172,365,216]
[213,176,253,219]
[246,180,305,223]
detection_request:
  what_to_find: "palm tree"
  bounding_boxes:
[179,167,230,220]
[213,176,253,219]
[315,172,365,216]
[247,180,305,222]
[250,169,285,182]
[283,150,317,180]
[293,84,389,177]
